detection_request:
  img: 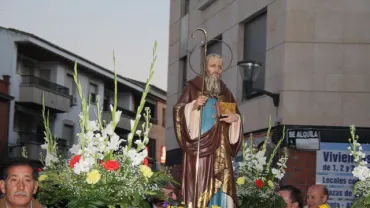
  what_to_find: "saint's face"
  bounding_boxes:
[0,165,38,207]
[206,57,223,78]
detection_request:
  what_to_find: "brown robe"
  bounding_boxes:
[173,76,243,208]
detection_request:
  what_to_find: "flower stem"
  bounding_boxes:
[111,51,118,130]
[127,41,157,150]
[265,126,286,176]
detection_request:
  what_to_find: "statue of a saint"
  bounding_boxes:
[173,54,243,208]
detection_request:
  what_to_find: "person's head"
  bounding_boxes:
[205,53,223,97]
[0,158,39,208]
[306,184,329,208]
[151,181,177,207]
[161,181,177,201]
[278,185,303,208]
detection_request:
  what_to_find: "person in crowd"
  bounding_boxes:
[161,181,177,202]
[150,181,178,208]
[0,158,43,208]
[278,185,304,208]
[305,184,330,208]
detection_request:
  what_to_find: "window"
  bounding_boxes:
[39,69,51,80]
[17,56,35,75]
[13,111,33,132]
[103,94,110,111]
[243,11,267,100]
[162,108,166,127]
[147,138,156,163]
[89,83,98,104]
[66,74,76,96]
[62,124,74,146]
[145,100,157,120]
[207,38,222,56]
[181,0,190,17]
[180,56,188,90]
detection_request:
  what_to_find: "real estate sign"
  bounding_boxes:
[316,142,370,208]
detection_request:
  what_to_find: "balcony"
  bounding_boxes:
[12,132,68,161]
[18,132,45,144]
[102,106,158,131]
[19,75,71,112]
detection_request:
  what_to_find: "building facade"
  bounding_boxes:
[0,27,167,170]
[166,0,370,205]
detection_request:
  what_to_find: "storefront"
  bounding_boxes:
[283,125,370,207]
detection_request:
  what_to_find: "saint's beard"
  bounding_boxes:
[205,75,221,97]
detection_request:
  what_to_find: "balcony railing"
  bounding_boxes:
[17,132,68,147]
[21,75,70,96]
[103,105,158,124]
[116,106,158,124]
[18,132,45,144]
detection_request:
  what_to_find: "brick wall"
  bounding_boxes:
[0,75,10,93]
[283,149,316,199]
[0,75,11,164]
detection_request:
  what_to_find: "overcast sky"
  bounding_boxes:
[0,0,170,90]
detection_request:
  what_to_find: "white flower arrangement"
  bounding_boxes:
[37,42,173,208]
[236,116,288,208]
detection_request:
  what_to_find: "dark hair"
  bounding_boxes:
[280,185,303,208]
[1,158,39,181]
[158,180,176,190]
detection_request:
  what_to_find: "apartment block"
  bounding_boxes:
[0,27,166,170]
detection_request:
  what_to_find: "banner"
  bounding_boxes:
[316,142,370,208]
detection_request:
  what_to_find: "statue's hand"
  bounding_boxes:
[220,111,239,123]
[193,95,208,110]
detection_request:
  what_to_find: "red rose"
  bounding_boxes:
[70,155,81,168]
[255,179,264,189]
[143,158,149,166]
[104,160,120,171]
[37,168,42,172]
